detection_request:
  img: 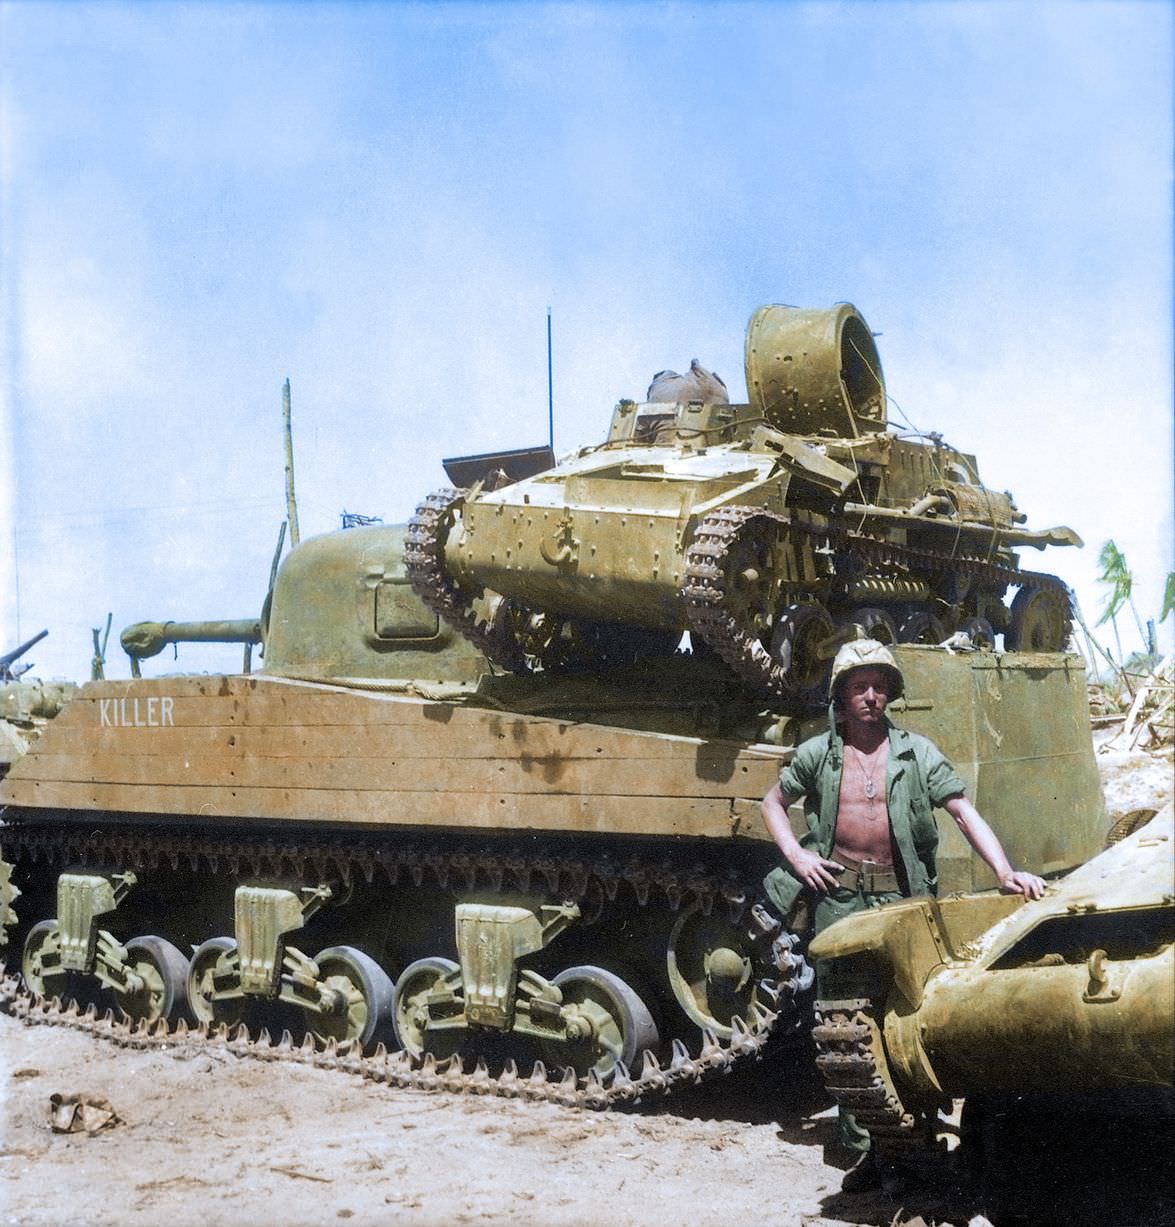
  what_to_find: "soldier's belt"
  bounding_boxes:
[835,855,901,895]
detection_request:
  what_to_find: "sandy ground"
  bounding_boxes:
[1,742,1171,1227]
[0,1026,883,1227]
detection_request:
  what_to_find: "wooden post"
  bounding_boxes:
[282,378,301,546]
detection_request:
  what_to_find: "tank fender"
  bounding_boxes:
[809,893,1024,1010]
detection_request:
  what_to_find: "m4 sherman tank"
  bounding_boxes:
[406,304,1080,696]
[0,525,1105,1108]
[0,306,1103,1110]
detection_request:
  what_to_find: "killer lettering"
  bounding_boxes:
[98,696,175,728]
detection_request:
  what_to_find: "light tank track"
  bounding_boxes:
[683,505,1072,696]
[0,821,808,1110]
[405,489,528,673]
[811,998,940,1159]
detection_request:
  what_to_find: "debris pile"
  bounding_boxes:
[1099,654,1174,754]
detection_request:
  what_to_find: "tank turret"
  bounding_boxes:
[406,305,1080,697]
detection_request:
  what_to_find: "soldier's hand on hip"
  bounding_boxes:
[788,847,844,895]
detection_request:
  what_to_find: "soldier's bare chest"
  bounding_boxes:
[834,740,893,862]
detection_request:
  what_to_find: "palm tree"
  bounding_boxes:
[1096,540,1148,658]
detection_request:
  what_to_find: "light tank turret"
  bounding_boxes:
[406,304,1080,696]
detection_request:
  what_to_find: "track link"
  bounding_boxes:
[405,488,528,673]
[812,997,937,1158]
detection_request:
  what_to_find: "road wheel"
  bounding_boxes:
[112,935,191,1024]
[310,945,395,1049]
[393,956,463,1059]
[1006,587,1071,652]
[187,936,246,1029]
[770,603,835,693]
[21,919,67,1002]
[540,964,660,1079]
[898,610,947,644]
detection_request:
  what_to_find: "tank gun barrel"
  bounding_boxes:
[121,619,263,663]
[0,629,49,681]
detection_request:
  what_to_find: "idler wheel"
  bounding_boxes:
[21,919,68,1002]
[1006,587,1071,652]
[393,956,464,1059]
[112,935,191,1025]
[769,603,834,693]
[898,611,947,644]
[540,965,660,1079]
[310,945,396,1050]
[187,936,247,1029]
[666,904,768,1039]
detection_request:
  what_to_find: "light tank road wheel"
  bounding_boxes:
[0,857,20,948]
[769,603,834,694]
[310,946,395,1050]
[393,957,464,1059]
[666,904,774,1039]
[187,936,247,1029]
[541,965,660,1080]
[21,919,68,1002]
[958,616,996,650]
[898,611,947,644]
[840,607,897,645]
[1006,586,1072,652]
[111,935,191,1025]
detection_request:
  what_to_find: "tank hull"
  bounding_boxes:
[810,807,1173,1150]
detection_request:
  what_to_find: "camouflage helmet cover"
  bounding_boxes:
[829,638,905,702]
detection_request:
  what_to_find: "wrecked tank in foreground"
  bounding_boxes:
[406,304,1081,697]
[810,805,1173,1184]
[0,506,1106,1106]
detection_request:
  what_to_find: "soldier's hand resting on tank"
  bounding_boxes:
[786,847,845,895]
[998,870,1046,900]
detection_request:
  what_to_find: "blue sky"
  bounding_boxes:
[1,0,1171,681]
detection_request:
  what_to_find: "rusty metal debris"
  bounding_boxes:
[48,1092,122,1134]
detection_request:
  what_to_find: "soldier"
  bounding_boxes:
[760,638,1045,1192]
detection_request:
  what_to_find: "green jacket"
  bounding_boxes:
[763,711,967,920]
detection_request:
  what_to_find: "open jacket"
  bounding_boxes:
[763,705,967,920]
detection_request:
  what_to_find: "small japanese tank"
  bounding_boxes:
[406,304,1080,696]
[810,804,1173,1208]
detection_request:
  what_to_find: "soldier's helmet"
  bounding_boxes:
[829,638,905,703]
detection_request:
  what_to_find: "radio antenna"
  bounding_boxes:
[546,306,554,453]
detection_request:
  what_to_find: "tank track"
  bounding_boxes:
[682,505,1072,696]
[405,489,528,673]
[811,997,937,1158]
[0,821,808,1110]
